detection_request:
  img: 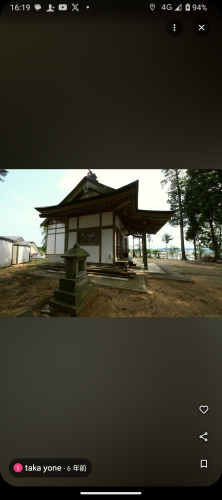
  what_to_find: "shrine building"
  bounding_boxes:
[35,171,174,267]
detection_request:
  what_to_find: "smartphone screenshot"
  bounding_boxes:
[0,0,222,494]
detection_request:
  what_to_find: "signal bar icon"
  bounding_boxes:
[175,3,182,10]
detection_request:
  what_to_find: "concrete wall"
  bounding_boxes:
[101,228,113,264]
[0,240,13,268]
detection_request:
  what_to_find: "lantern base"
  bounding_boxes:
[49,283,99,316]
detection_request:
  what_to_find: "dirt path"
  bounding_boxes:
[0,260,221,317]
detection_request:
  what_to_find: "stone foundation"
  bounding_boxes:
[45,254,65,264]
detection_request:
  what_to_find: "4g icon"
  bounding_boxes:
[162,3,173,9]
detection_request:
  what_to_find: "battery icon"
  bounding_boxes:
[185,3,190,9]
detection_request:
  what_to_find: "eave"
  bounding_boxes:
[36,179,174,234]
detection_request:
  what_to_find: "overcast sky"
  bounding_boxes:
[0,169,193,250]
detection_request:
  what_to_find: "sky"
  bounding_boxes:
[0,169,193,250]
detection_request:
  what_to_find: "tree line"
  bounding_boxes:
[161,169,222,261]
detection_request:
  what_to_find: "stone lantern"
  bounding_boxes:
[49,242,99,316]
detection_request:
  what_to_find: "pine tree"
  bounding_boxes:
[184,170,222,260]
[162,233,173,259]
[161,169,187,260]
[0,169,9,182]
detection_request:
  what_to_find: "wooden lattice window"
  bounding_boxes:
[79,230,100,246]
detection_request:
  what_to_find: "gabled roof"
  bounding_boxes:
[13,241,31,246]
[59,176,115,205]
[36,180,138,208]
[35,178,174,235]
[1,236,24,242]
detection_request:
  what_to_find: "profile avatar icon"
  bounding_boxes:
[13,463,23,473]
[46,4,55,11]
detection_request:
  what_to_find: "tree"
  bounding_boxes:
[162,233,173,259]
[40,226,47,253]
[137,237,142,257]
[168,245,180,258]
[161,169,187,260]
[152,250,159,258]
[184,170,222,260]
[147,234,153,253]
[0,169,9,182]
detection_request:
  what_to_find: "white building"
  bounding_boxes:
[35,174,174,266]
[0,236,42,268]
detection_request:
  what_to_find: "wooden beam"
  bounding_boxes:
[115,197,133,211]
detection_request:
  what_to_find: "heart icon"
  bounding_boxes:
[199,405,209,414]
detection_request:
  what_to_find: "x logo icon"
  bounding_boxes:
[199,24,205,31]
[72,3,79,11]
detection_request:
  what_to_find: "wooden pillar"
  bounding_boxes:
[113,211,116,265]
[143,232,148,269]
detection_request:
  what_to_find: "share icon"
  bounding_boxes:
[199,432,208,442]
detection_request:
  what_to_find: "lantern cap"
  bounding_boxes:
[61,242,90,259]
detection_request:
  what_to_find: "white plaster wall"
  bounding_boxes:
[47,234,55,254]
[101,229,113,264]
[0,240,12,268]
[48,224,56,229]
[30,243,40,255]
[12,245,17,264]
[81,246,99,263]
[18,246,30,264]
[69,217,77,230]
[57,223,65,228]
[55,233,65,254]
[115,215,122,230]
[30,243,36,254]
[68,231,77,250]
[79,214,100,228]
[102,212,113,226]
